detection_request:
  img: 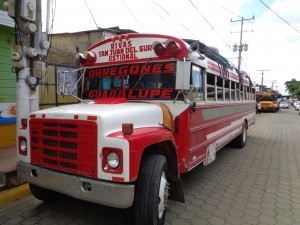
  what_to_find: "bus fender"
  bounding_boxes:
[111,127,185,202]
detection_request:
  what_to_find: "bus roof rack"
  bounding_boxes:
[183,39,232,70]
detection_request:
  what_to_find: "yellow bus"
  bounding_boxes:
[257,92,279,113]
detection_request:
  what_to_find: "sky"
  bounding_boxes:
[42,0,300,95]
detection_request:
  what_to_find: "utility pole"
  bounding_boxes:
[231,16,254,70]
[4,0,49,132]
[268,80,277,90]
[257,69,270,86]
[264,80,277,91]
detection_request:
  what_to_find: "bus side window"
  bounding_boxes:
[245,86,249,100]
[191,65,203,100]
[217,76,223,101]
[225,79,230,101]
[240,84,244,101]
[231,81,236,100]
[252,88,255,100]
[206,73,215,101]
[236,83,240,101]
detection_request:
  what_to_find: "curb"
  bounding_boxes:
[0,183,31,206]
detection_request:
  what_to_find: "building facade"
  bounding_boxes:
[0,2,16,148]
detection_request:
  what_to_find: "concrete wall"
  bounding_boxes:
[47,30,105,67]
[39,65,78,109]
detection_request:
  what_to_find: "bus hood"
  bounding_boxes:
[30,102,164,135]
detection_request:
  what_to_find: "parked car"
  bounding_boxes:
[279,102,289,109]
[294,101,300,110]
[290,99,297,106]
[295,103,300,111]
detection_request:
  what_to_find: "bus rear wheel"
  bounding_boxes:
[233,122,247,148]
[134,155,169,225]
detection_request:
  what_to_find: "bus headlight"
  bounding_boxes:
[102,148,123,174]
[18,137,27,156]
[107,152,120,169]
[20,140,27,152]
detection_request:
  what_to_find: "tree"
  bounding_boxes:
[285,79,300,98]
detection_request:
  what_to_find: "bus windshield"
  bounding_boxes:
[257,93,277,102]
[82,61,178,100]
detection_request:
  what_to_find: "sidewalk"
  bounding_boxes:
[0,146,31,206]
[0,146,17,174]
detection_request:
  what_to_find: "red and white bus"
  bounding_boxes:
[17,33,255,225]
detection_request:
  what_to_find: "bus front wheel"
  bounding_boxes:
[134,154,169,225]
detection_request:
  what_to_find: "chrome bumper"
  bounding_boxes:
[17,161,134,208]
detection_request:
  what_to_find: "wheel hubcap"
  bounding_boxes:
[243,126,247,143]
[158,171,169,219]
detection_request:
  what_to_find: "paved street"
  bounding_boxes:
[1,108,300,225]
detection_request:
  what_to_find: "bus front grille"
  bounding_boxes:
[30,119,98,178]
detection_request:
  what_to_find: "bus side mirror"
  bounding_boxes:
[183,86,199,112]
[174,85,198,104]
[185,85,199,102]
[57,70,79,97]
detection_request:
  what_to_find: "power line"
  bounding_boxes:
[258,0,300,35]
[152,0,197,38]
[121,0,147,32]
[51,45,76,54]
[241,58,249,71]
[209,0,242,19]
[208,0,296,43]
[83,0,99,29]
[188,0,215,31]
[150,5,183,37]
[187,0,232,50]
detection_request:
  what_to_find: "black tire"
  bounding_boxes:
[233,122,247,148]
[29,183,63,202]
[134,155,169,225]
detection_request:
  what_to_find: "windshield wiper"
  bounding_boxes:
[132,59,150,89]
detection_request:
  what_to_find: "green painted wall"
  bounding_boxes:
[0,9,17,147]
[0,25,15,103]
